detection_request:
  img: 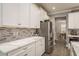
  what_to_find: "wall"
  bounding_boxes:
[50,16,56,45]
[0,27,36,43]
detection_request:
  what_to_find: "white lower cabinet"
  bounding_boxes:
[70,45,75,56]
[36,38,45,56]
[8,43,35,56]
[0,37,45,56]
[36,40,42,56]
[41,38,45,55]
[25,43,36,56]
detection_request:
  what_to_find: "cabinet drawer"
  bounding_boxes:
[36,40,42,45]
[9,50,26,56]
[8,43,35,56]
[8,45,28,56]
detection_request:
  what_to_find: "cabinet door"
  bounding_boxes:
[2,3,18,26]
[18,3,30,27]
[68,13,75,29]
[0,4,1,25]
[44,10,49,20]
[26,43,36,56]
[26,45,35,56]
[40,7,49,21]
[18,43,36,56]
[74,12,79,29]
[36,40,42,56]
[40,7,45,21]
[36,7,40,28]
[68,12,79,29]
[41,38,45,54]
[30,4,40,28]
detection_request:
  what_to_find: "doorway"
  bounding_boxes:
[49,16,70,56]
[55,17,66,41]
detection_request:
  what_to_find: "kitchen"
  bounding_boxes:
[0,3,79,56]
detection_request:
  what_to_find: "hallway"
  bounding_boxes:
[50,39,70,56]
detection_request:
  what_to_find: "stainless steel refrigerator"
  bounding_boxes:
[40,20,53,54]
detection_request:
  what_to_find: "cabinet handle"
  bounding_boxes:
[23,47,27,50]
[18,24,21,25]
[24,54,28,56]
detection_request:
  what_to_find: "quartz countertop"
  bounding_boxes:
[0,36,44,53]
[71,41,79,56]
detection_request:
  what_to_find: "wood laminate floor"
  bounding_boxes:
[49,38,70,56]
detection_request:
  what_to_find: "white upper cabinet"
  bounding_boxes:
[30,4,40,28]
[40,7,49,21]
[0,4,1,25]
[1,3,47,28]
[44,10,49,20]
[18,4,30,27]
[40,7,44,21]
[2,3,18,26]
[68,12,79,29]
[2,3,30,28]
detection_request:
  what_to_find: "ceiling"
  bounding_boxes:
[38,3,79,14]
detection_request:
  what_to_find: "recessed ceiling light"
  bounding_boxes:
[52,6,56,10]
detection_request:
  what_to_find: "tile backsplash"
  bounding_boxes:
[0,27,36,43]
[68,29,79,35]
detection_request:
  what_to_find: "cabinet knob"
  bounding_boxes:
[24,54,27,56]
[23,47,27,50]
[18,24,21,25]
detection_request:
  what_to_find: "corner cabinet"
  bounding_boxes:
[30,4,40,28]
